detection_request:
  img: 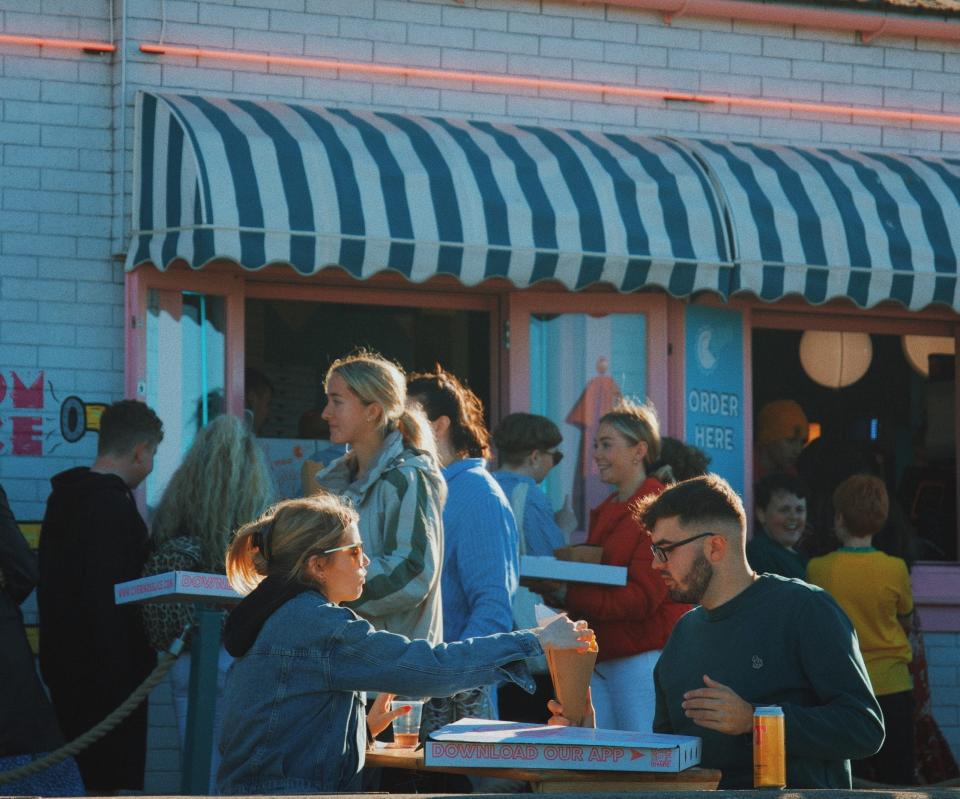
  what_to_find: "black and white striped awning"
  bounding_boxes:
[126,92,732,296]
[687,138,960,311]
[127,91,960,311]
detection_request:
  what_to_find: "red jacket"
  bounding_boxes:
[565,477,690,663]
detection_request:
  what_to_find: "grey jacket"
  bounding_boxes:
[216,591,541,795]
[315,431,445,644]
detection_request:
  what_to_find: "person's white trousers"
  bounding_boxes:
[590,649,661,732]
[170,645,233,792]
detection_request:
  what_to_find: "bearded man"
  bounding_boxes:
[637,474,883,789]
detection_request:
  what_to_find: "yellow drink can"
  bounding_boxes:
[753,705,786,788]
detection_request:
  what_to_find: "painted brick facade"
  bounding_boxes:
[2,0,959,792]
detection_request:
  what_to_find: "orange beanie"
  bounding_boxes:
[757,400,808,446]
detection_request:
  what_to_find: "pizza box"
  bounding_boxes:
[425,718,701,773]
[520,555,627,586]
[554,544,604,564]
[114,571,242,605]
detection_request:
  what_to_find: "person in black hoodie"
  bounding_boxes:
[38,400,163,793]
[0,483,84,795]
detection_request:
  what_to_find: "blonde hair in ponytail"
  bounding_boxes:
[225,495,358,595]
[324,350,440,463]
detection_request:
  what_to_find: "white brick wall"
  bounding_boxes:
[3,0,960,790]
[0,0,119,515]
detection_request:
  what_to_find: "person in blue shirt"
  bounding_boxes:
[491,413,577,557]
[407,369,519,736]
[489,412,577,723]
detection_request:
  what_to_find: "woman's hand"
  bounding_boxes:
[535,614,594,652]
[547,688,597,729]
[366,692,411,738]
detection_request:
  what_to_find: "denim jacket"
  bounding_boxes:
[216,590,542,795]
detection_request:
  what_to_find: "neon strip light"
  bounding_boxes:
[140,42,960,128]
[0,33,115,53]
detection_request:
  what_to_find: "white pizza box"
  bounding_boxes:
[425,718,701,773]
[520,555,627,586]
[114,571,242,605]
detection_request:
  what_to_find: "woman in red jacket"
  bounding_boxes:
[562,400,689,732]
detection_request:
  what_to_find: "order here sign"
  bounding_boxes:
[684,305,744,497]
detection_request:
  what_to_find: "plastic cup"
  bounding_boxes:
[389,698,423,748]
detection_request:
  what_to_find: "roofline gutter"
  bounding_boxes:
[575,0,960,43]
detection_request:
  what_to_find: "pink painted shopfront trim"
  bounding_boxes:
[124,261,504,420]
[124,266,960,628]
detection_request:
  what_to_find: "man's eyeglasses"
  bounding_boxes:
[547,449,563,466]
[322,542,365,559]
[650,532,714,563]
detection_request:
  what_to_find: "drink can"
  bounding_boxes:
[753,705,786,788]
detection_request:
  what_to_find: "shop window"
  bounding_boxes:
[144,290,226,510]
[530,312,648,536]
[245,298,490,497]
[753,329,956,563]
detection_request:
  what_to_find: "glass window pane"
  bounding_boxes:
[245,298,490,498]
[530,312,647,536]
[144,290,226,512]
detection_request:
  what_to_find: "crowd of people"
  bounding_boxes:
[0,356,955,795]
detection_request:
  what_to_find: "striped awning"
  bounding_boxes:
[128,92,960,311]
[686,139,960,311]
[126,92,732,296]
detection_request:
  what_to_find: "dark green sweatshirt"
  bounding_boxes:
[653,574,883,788]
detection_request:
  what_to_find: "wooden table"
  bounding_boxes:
[366,745,721,793]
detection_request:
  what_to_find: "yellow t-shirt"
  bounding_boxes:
[806,548,913,696]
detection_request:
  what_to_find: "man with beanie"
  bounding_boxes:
[755,399,809,478]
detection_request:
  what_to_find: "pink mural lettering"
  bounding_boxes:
[12,416,42,455]
[12,372,44,409]
[1,370,100,457]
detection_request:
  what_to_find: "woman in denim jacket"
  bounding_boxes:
[217,494,592,796]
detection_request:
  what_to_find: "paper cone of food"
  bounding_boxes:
[546,636,598,725]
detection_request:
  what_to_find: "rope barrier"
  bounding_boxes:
[0,626,193,787]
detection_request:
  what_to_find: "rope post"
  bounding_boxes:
[180,604,221,794]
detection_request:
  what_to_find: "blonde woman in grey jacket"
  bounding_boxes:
[313,352,446,644]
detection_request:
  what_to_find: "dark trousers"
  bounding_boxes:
[854,689,915,786]
[52,691,148,792]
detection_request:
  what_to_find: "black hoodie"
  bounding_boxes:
[223,575,312,657]
[37,467,155,790]
[1,484,64,756]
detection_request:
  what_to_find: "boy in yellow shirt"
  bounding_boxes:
[807,475,914,785]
